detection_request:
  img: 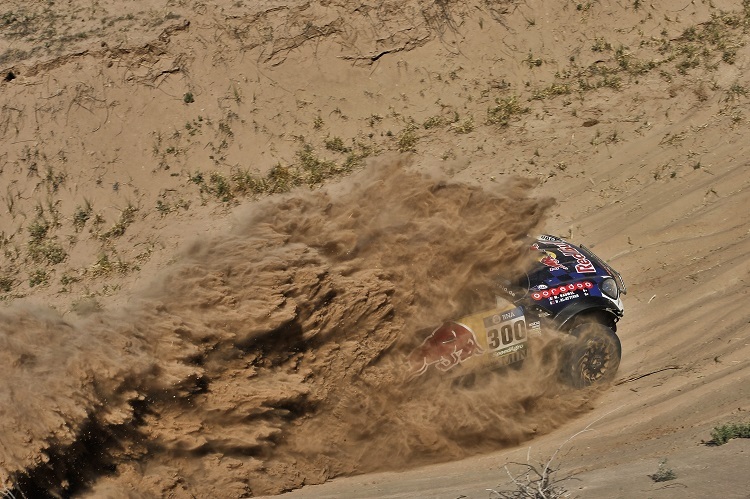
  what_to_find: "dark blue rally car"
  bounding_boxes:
[523,234,625,330]
[409,235,626,387]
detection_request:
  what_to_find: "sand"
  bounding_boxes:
[1,0,749,497]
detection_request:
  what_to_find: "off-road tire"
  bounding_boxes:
[561,322,621,388]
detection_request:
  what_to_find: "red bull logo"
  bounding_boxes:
[408,321,485,376]
[540,252,567,271]
[549,242,596,273]
[532,243,568,271]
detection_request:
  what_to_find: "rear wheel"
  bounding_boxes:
[561,322,621,388]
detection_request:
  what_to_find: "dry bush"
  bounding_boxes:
[487,409,621,498]
[488,449,575,498]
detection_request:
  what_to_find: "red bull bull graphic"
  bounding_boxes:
[408,321,485,376]
[408,304,529,377]
[539,250,567,271]
[531,243,568,271]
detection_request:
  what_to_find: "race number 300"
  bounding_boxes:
[484,306,526,351]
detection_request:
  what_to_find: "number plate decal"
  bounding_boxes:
[483,306,528,358]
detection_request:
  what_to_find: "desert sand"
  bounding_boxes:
[1,0,749,497]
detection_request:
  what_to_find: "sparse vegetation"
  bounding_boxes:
[531,83,572,100]
[324,136,351,153]
[591,37,612,52]
[27,217,49,241]
[726,82,748,101]
[524,52,543,67]
[101,205,137,239]
[710,422,750,445]
[73,200,93,231]
[366,114,383,127]
[28,240,66,265]
[28,268,49,287]
[2,1,750,494]
[423,115,444,129]
[188,140,371,201]
[452,116,475,134]
[489,453,572,498]
[648,459,676,482]
[24,215,67,265]
[397,126,418,152]
[89,252,136,277]
[488,414,618,499]
[156,198,189,216]
[487,95,529,126]
[208,172,233,202]
[59,273,80,286]
[297,143,339,184]
[0,274,14,292]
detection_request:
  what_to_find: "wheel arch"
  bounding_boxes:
[553,297,620,332]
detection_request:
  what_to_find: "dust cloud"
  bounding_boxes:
[0,156,597,497]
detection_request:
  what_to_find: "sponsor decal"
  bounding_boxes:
[531,281,593,301]
[495,347,528,366]
[527,320,542,335]
[499,307,523,322]
[408,322,485,376]
[498,283,518,297]
[549,242,597,274]
[484,306,526,354]
[538,235,561,242]
[493,342,526,357]
[532,243,568,271]
[540,252,568,271]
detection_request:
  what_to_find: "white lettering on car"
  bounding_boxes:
[551,243,597,274]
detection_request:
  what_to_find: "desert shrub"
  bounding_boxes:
[297,144,339,185]
[324,136,350,153]
[101,205,137,238]
[28,217,49,243]
[397,128,418,152]
[73,201,93,231]
[89,253,135,277]
[489,457,572,498]
[28,240,66,265]
[0,275,13,292]
[191,141,367,201]
[711,422,750,445]
[423,115,444,129]
[230,169,266,196]
[28,269,49,287]
[208,172,233,202]
[649,459,676,482]
[487,95,529,126]
[266,163,300,193]
[452,117,474,134]
[59,273,80,286]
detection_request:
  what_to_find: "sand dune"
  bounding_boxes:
[1,0,749,497]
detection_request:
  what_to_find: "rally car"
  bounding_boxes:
[408,235,626,387]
